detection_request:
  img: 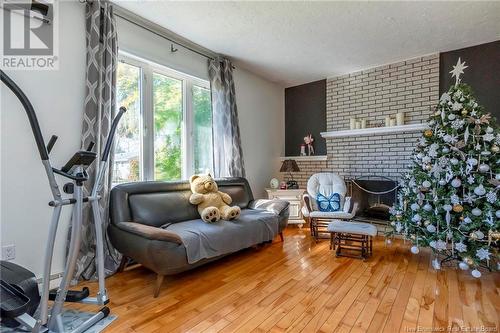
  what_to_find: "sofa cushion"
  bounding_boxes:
[163,209,279,264]
[248,199,289,215]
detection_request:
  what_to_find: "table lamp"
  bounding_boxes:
[280,159,300,189]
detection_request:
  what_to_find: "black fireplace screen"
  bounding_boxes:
[347,176,399,221]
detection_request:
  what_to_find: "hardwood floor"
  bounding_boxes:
[71,228,499,333]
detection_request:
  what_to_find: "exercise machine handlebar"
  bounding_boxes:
[46,135,58,154]
[0,70,49,161]
[101,106,126,162]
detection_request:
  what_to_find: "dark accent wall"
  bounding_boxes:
[440,40,500,119]
[285,79,327,156]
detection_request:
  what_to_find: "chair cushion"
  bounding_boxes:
[307,173,347,211]
[327,220,377,237]
[316,193,341,212]
[309,211,354,219]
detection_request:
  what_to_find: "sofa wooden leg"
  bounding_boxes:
[117,255,129,273]
[279,232,284,242]
[154,274,165,298]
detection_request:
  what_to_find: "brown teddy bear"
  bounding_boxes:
[189,174,241,223]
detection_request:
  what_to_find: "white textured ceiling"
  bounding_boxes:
[115,1,500,87]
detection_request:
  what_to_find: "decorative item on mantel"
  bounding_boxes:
[350,112,406,131]
[349,117,367,129]
[303,134,315,156]
[280,159,300,189]
[385,112,405,127]
[300,144,306,156]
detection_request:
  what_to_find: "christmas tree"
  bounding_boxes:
[389,58,500,278]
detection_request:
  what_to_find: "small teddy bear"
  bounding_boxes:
[189,174,241,223]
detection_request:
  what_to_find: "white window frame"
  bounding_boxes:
[118,51,211,181]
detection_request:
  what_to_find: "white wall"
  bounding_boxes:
[233,68,285,198]
[1,2,86,278]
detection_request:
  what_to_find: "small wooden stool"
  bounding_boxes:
[327,220,377,259]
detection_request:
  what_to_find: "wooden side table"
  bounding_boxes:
[266,188,305,227]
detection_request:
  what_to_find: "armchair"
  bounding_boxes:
[302,173,358,240]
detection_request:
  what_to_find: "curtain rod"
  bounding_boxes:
[113,11,216,62]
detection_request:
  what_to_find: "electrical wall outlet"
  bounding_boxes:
[2,244,16,260]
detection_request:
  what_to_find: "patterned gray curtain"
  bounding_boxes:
[70,0,120,282]
[208,58,245,178]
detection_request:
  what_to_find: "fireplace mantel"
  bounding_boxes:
[320,123,428,139]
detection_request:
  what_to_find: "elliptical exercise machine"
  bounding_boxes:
[0,70,126,332]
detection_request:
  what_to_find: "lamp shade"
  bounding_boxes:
[280,159,300,173]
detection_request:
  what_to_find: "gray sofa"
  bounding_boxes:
[108,177,289,297]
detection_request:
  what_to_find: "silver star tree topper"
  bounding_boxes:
[450,57,468,86]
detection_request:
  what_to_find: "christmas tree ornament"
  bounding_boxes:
[432,258,441,270]
[489,230,500,241]
[422,180,431,188]
[424,164,432,171]
[496,174,500,180]
[496,210,500,218]
[486,191,497,204]
[464,257,474,265]
[442,147,450,153]
[473,184,486,196]
[411,214,422,223]
[450,158,459,165]
[491,144,499,153]
[478,164,490,172]
[450,57,468,85]
[451,178,462,188]
[410,246,419,254]
[471,269,481,278]
[470,230,485,240]
[458,262,469,270]
[424,129,433,138]
[443,204,452,211]
[455,242,467,252]
[486,126,494,133]
[448,114,456,121]
[471,208,482,216]
[476,247,490,260]
[463,217,472,224]
[438,179,447,186]
[452,204,463,213]
[461,109,468,116]
[423,203,432,211]
[426,224,436,233]
[424,220,431,226]
[410,203,420,211]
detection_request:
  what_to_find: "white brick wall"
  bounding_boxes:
[291,54,440,188]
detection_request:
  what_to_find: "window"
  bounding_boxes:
[113,54,213,184]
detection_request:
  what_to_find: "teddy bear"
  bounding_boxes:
[189,174,241,223]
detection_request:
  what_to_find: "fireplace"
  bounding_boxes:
[346,176,398,226]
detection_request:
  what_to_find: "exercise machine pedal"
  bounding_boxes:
[0,281,30,319]
[48,287,89,302]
